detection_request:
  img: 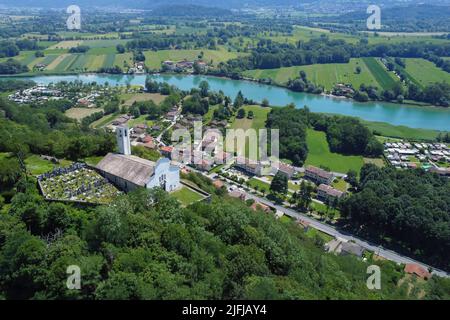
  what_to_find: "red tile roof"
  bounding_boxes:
[404,264,432,279]
[160,146,173,153]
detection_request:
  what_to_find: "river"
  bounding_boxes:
[6,73,450,131]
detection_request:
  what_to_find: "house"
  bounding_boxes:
[296,219,311,232]
[272,161,295,178]
[133,124,148,135]
[162,60,176,71]
[340,242,365,257]
[404,264,432,280]
[160,146,174,159]
[214,151,233,165]
[304,166,333,185]
[429,167,450,177]
[234,156,262,176]
[112,115,131,126]
[250,201,272,213]
[317,184,345,203]
[34,63,47,71]
[96,126,180,193]
[229,189,246,201]
[213,179,225,189]
[165,111,178,122]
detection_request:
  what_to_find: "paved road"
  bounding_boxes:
[204,170,450,278]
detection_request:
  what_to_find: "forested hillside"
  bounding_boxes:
[341,164,450,271]
[2,184,449,300]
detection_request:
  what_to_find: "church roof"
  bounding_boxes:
[96,153,156,187]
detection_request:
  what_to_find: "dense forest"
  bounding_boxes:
[2,182,450,300]
[341,164,450,271]
[0,98,115,163]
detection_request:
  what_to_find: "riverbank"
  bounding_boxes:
[2,72,450,131]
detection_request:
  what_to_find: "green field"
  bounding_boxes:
[24,155,72,175]
[171,186,204,206]
[252,26,450,49]
[362,120,442,140]
[361,57,398,90]
[248,178,270,193]
[305,129,364,174]
[228,105,271,159]
[403,58,450,87]
[244,58,389,90]
[144,47,247,69]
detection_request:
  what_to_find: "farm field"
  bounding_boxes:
[143,47,247,69]
[244,58,388,90]
[305,129,364,174]
[121,92,166,106]
[257,26,450,48]
[362,57,398,90]
[362,119,442,140]
[65,107,103,121]
[49,40,83,49]
[402,58,450,87]
[114,53,133,70]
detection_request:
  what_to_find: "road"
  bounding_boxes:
[203,170,450,278]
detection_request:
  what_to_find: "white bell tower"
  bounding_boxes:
[116,125,131,155]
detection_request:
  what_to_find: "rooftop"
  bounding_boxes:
[96,153,156,187]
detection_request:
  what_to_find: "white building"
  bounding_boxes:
[96,125,180,192]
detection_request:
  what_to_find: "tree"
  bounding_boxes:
[199,81,209,97]
[261,98,269,108]
[234,91,244,109]
[116,44,125,54]
[247,110,254,119]
[345,170,358,189]
[355,66,362,74]
[270,172,288,195]
[236,108,246,119]
[297,180,313,210]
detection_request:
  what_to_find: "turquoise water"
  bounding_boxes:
[6,73,450,131]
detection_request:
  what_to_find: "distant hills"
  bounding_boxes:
[1,0,449,10]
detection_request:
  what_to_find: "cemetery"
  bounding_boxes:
[37,162,121,204]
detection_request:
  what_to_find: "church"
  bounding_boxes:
[96,125,180,193]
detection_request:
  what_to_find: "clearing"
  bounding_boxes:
[305,129,364,174]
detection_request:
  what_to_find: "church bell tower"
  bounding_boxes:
[116,125,131,155]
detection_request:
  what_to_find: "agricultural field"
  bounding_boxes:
[121,93,166,106]
[305,129,364,174]
[361,57,398,90]
[65,107,103,121]
[402,58,450,87]
[244,58,390,90]
[114,53,133,70]
[362,120,442,140]
[49,41,83,49]
[143,47,247,69]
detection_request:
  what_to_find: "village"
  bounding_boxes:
[12,79,449,279]
[384,140,450,176]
